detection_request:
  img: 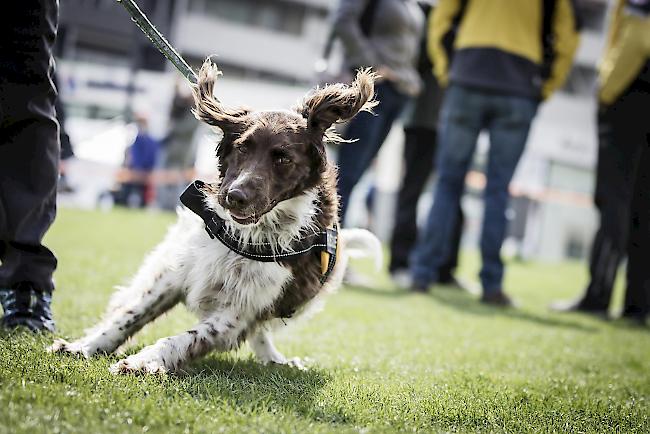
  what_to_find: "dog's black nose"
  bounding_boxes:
[226,189,249,209]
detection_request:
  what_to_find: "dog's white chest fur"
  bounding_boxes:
[167,211,292,319]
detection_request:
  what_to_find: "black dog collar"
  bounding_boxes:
[180,180,338,284]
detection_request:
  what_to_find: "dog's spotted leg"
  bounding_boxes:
[110,310,249,374]
[249,328,306,370]
[49,271,181,358]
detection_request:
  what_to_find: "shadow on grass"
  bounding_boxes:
[345,283,597,332]
[173,356,355,426]
[342,283,411,298]
[428,288,598,332]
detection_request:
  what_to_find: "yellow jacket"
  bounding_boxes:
[429,0,580,99]
[598,0,650,104]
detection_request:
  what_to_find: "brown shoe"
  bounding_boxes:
[480,291,513,307]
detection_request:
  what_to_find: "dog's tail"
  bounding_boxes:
[340,228,383,271]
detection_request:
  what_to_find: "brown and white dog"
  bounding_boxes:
[49,60,382,374]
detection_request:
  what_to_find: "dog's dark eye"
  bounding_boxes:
[273,152,292,166]
[235,144,247,155]
[275,156,292,165]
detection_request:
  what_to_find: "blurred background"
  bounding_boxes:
[55,0,611,263]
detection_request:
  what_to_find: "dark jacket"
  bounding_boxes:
[333,0,425,96]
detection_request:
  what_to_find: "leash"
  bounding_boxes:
[116,0,199,85]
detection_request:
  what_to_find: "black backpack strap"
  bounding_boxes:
[541,0,558,80]
[441,0,469,65]
[359,0,380,36]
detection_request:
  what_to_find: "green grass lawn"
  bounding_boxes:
[1,207,648,433]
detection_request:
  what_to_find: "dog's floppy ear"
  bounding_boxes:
[299,68,378,140]
[191,59,250,135]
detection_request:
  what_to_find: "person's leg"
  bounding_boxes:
[624,144,650,323]
[480,94,537,296]
[438,204,464,283]
[582,97,646,310]
[388,126,437,273]
[578,125,629,310]
[409,85,484,289]
[0,0,59,331]
[337,81,408,222]
[622,88,650,323]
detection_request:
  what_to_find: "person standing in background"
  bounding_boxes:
[0,0,60,332]
[156,85,200,211]
[552,0,650,324]
[388,1,465,291]
[119,114,161,209]
[332,0,424,224]
[410,0,580,305]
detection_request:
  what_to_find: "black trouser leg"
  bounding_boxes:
[624,135,650,319]
[0,0,59,293]
[389,127,463,278]
[580,90,647,310]
[389,127,436,272]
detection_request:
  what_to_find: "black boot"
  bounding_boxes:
[548,297,608,318]
[0,282,55,333]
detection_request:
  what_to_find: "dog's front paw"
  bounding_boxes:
[110,351,168,375]
[285,356,307,371]
[47,338,94,358]
[260,353,307,371]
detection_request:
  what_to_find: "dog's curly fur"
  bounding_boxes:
[49,60,381,374]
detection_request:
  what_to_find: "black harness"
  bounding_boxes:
[180,181,339,284]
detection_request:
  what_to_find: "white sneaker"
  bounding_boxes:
[343,268,374,288]
[390,270,412,289]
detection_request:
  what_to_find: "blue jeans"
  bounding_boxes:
[410,85,538,293]
[337,81,409,221]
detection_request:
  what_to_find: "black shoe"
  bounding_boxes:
[548,298,608,317]
[480,291,513,307]
[410,280,429,293]
[618,313,647,327]
[0,282,55,333]
[619,308,648,327]
[438,275,467,291]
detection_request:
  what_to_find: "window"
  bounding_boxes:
[184,55,304,85]
[188,0,307,36]
[73,44,131,68]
